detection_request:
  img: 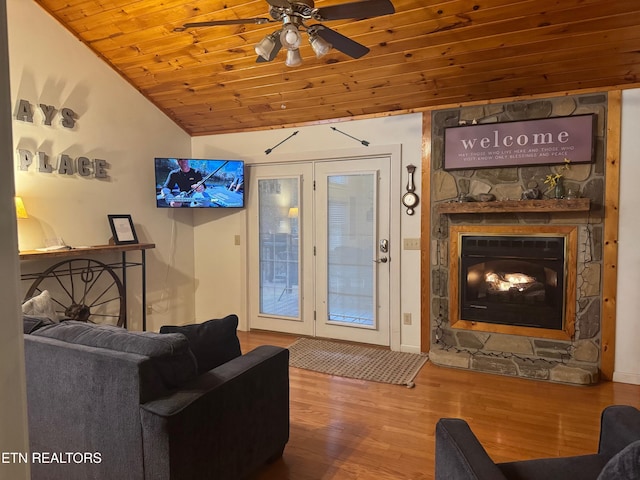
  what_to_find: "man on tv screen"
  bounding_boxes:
[159,159,211,207]
[164,159,204,192]
[156,158,244,208]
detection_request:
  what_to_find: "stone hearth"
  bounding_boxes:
[429,94,606,385]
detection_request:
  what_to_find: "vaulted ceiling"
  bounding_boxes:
[33,0,640,136]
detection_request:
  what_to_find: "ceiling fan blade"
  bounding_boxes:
[315,0,395,21]
[314,25,370,59]
[256,34,283,63]
[174,18,272,32]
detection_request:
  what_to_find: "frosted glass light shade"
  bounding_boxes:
[255,35,277,61]
[280,24,301,50]
[285,49,303,67]
[310,34,332,58]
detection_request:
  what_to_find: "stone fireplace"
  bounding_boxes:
[428,94,606,385]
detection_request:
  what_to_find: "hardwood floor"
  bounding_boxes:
[239,330,640,480]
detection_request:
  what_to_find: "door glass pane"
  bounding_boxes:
[258,178,299,318]
[327,174,375,326]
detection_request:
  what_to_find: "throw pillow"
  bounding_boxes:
[22,290,59,322]
[160,314,242,373]
[597,440,640,480]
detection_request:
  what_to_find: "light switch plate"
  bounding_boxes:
[403,238,421,250]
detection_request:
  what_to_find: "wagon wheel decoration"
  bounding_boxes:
[24,258,126,327]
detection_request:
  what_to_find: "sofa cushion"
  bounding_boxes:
[23,315,55,334]
[597,440,640,480]
[498,454,609,480]
[160,314,242,373]
[32,321,198,389]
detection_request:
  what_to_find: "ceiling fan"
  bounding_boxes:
[174,0,395,67]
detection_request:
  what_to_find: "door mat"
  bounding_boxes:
[288,337,428,387]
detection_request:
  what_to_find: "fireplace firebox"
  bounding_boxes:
[459,235,566,330]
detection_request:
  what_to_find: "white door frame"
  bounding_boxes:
[246,145,402,351]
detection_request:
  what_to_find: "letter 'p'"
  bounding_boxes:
[17,149,33,171]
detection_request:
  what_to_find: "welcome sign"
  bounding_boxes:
[443,114,595,170]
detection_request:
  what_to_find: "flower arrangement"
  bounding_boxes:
[544,157,571,189]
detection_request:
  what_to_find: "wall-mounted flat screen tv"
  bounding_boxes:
[155,158,244,208]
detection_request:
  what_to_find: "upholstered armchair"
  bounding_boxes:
[435,405,640,480]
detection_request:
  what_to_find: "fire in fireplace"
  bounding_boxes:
[459,235,566,330]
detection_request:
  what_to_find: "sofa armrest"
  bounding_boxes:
[24,335,155,480]
[598,405,640,458]
[139,345,289,480]
[435,418,508,480]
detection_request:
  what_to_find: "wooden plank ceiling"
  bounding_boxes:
[33,0,640,136]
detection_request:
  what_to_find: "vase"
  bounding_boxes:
[554,178,564,199]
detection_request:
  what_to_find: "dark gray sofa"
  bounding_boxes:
[23,315,289,480]
[435,405,640,480]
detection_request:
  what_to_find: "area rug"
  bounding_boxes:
[288,338,428,387]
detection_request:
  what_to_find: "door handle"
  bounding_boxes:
[374,257,388,263]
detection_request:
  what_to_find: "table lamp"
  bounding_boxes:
[15,196,28,219]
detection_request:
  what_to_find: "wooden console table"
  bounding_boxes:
[20,243,155,330]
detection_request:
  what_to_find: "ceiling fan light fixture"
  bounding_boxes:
[309,34,332,58]
[285,49,303,67]
[255,33,278,60]
[280,23,302,50]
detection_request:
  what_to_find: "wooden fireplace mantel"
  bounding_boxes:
[436,198,590,215]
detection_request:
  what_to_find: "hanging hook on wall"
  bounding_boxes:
[329,126,370,146]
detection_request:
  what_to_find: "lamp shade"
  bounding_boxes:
[255,34,277,61]
[280,24,302,50]
[310,34,332,58]
[15,196,28,219]
[285,49,303,67]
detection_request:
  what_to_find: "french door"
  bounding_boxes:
[248,163,315,336]
[248,156,391,346]
[314,159,390,345]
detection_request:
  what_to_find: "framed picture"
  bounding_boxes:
[108,214,138,245]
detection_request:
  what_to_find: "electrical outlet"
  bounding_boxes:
[146,305,153,315]
[403,238,421,250]
[403,313,412,325]
[234,235,241,246]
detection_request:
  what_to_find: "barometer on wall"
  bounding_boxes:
[402,164,419,215]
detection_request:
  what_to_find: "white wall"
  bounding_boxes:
[0,0,29,477]
[615,88,640,385]
[8,0,196,332]
[191,114,424,352]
